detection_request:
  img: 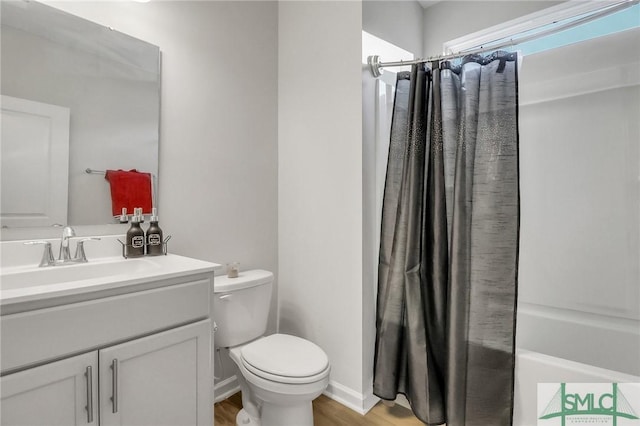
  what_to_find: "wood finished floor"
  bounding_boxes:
[214,392,424,426]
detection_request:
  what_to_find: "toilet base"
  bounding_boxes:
[234,401,313,426]
[236,408,260,426]
[261,401,313,426]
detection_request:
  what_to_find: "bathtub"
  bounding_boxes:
[513,350,640,425]
[513,303,640,425]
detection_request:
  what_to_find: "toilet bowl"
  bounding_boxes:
[213,270,330,426]
[228,334,330,425]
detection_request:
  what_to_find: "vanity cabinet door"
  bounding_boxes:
[99,319,211,426]
[0,352,98,426]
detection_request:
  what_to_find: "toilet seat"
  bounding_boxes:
[239,334,329,384]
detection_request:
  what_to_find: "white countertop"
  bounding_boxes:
[1,254,219,308]
[1,235,220,311]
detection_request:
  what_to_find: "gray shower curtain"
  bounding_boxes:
[373,52,520,426]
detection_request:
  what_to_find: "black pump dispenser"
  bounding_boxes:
[126,208,145,257]
[146,208,164,256]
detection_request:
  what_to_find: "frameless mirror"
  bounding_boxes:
[1,0,160,232]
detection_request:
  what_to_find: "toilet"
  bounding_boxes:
[214,270,330,426]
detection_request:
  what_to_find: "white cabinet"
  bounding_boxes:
[1,321,211,426]
[99,320,211,426]
[0,352,98,426]
[0,267,215,426]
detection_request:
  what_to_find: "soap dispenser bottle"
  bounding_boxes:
[146,207,164,256]
[126,208,145,257]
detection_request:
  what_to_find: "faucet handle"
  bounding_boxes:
[74,237,101,263]
[24,241,55,267]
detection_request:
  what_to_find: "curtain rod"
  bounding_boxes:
[368,0,638,77]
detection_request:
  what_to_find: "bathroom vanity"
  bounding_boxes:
[0,238,218,426]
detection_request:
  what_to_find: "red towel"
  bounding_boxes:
[105,169,153,217]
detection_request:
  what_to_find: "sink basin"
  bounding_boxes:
[0,257,160,291]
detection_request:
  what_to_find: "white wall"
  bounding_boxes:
[46,0,279,386]
[278,0,372,413]
[363,0,424,57]
[422,1,562,56]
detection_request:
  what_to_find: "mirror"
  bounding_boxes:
[1,0,160,231]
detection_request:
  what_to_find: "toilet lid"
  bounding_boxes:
[240,334,329,379]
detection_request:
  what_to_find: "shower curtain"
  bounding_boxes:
[373,52,520,426]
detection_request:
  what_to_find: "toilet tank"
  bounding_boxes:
[213,269,273,348]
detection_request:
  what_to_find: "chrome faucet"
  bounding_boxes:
[24,227,101,267]
[59,226,76,262]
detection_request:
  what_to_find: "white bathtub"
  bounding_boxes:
[513,349,640,425]
[513,302,640,425]
[516,302,640,376]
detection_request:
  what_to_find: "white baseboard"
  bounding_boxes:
[323,380,379,415]
[363,390,380,413]
[214,375,240,403]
